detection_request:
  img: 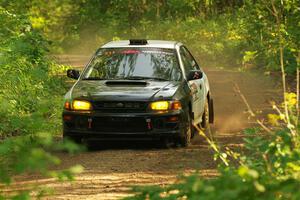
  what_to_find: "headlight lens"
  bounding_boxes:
[150,101,182,111]
[150,101,169,110]
[72,100,92,111]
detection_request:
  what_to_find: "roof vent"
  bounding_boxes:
[129,39,148,45]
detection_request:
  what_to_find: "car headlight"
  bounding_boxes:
[150,101,169,110]
[150,101,182,111]
[71,100,92,111]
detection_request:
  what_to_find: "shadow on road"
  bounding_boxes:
[85,140,171,151]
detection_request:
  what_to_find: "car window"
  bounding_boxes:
[82,48,182,81]
[179,46,199,76]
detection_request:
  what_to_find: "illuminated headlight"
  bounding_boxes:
[72,100,92,111]
[150,101,182,111]
[150,101,169,110]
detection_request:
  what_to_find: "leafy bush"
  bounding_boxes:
[0,7,82,199]
[239,0,300,74]
[125,167,300,200]
[0,7,65,137]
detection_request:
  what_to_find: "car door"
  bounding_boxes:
[179,46,205,125]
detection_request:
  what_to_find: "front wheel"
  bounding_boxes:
[178,112,192,147]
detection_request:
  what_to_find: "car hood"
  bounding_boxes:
[70,80,180,101]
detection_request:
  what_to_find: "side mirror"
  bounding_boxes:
[187,70,203,81]
[67,69,80,79]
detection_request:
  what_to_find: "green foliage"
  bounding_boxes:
[0,7,82,199]
[0,7,66,137]
[239,0,300,74]
[1,0,299,73]
[0,0,77,53]
[0,133,82,185]
[125,168,300,200]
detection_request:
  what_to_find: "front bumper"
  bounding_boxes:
[63,110,186,140]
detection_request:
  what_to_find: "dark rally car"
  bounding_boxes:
[63,39,214,147]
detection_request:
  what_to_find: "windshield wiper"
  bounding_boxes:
[124,76,168,81]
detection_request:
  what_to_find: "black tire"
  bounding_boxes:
[179,112,192,147]
[200,98,210,131]
[209,98,214,124]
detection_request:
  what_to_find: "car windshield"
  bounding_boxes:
[82,48,182,81]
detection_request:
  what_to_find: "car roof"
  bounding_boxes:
[101,40,181,49]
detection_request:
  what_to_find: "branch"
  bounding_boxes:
[264,3,276,17]
[193,125,229,166]
[271,0,279,18]
[233,83,272,133]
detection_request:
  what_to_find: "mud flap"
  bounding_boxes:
[209,98,214,124]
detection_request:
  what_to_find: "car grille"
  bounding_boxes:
[92,117,148,133]
[92,101,148,113]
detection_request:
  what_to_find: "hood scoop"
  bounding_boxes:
[105,80,148,86]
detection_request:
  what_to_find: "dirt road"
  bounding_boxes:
[4,56,282,199]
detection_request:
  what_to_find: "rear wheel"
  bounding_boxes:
[209,98,214,124]
[200,98,210,131]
